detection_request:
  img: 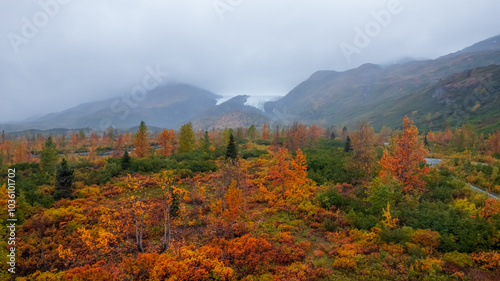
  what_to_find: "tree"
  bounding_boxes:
[178,122,195,153]
[379,116,430,194]
[78,129,86,141]
[133,121,150,158]
[342,126,348,140]
[261,124,269,140]
[350,121,377,181]
[200,131,211,153]
[344,136,352,152]
[424,135,429,146]
[55,158,75,200]
[106,126,115,142]
[121,150,131,170]
[226,134,238,161]
[247,125,258,142]
[41,135,58,174]
[71,133,78,147]
[158,129,175,157]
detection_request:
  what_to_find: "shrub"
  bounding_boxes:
[443,251,473,267]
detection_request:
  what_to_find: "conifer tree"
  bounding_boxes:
[344,136,352,152]
[121,149,131,170]
[55,158,74,200]
[41,135,58,174]
[226,134,237,161]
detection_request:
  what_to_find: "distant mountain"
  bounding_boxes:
[3,34,500,134]
[265,34,500,131]
[192,95,276,129]
[1,83,222,132]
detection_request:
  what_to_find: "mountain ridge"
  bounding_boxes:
[3,34,500,133]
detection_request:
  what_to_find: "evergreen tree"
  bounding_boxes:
[344,136,352,152]
[226,133,238,161]
[424,135,429,146]
[342,126,348,140]
[121,149,131,170]
[178,122,195,153]
[41,135,58,174]
[201,131,210,152]
[55,158,74,200]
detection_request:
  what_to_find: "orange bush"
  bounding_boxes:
[471,251,500,270]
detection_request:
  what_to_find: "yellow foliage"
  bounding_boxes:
[382,203,398,229]
[333,257,357,270]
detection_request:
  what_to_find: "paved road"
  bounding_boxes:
[425,158,498,199]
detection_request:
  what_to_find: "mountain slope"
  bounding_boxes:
[1,84,221,132]
[266,35,500,128]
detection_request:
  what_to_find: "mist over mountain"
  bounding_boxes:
[2,34,500,134]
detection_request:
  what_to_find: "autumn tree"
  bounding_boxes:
[261,124,269,140]
[159,172,184,251]
[40,135,58,175]
[350,121,377,182]
[112,134,126,158]
[211,181,242,237]
[158,129,175,157]
[55,158,75,200]
[133,121,150,158]
[78,129,86,141]
[71,133,78,147]
[178,122,195,153]
[247,125,258,142]
[379,116,430,194]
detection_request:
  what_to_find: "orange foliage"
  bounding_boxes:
[480,198,500,221]
[158,129,175,157]
[471,251,500,270]
[261,124,269,140]
[379,116,430,193]
[411,229,440,250]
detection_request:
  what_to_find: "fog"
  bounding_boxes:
[1,0,499,122]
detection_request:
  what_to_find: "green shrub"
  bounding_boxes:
[443,251,473,267]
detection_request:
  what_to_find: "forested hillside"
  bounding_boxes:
[1,118,500,280]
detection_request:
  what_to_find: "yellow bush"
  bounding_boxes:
[333,257,357,270]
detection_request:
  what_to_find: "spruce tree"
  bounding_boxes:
[344,135,352,152]
[424,135,429,146]
[121,149,131,170]
[226,133,238,161]
[41,135,58,174]
[55,158,74,200]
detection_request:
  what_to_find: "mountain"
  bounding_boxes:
[192,95,276,129]
[368,64,500,132]
[3,35,500,133]
[1,84,222,132]
[265,35,500,130]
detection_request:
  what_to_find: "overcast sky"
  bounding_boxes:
[1,0,499,122]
